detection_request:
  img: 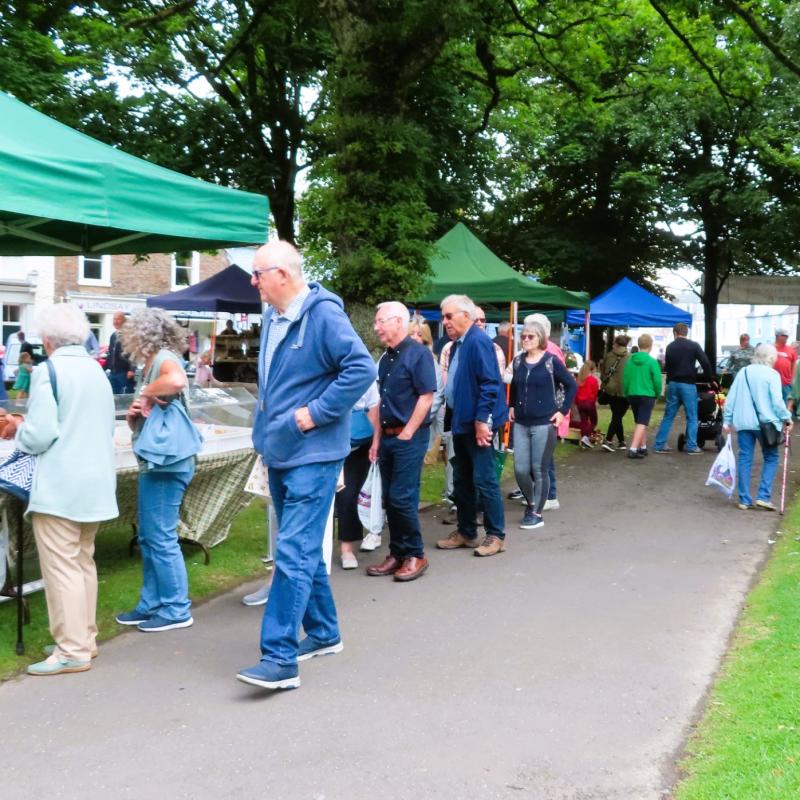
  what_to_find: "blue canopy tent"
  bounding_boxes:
[146,263,262,314]
[565,277,691,328]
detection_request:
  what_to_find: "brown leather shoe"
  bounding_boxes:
[436,530,480,549]
[393,556,429,582]
[366,554,403,576]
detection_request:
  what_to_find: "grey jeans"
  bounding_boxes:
[513,423,557,513]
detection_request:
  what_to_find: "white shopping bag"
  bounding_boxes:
[244,456,269,497]
[706,437,736,498]
[357,463,385,534]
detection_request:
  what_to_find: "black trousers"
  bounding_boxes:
[334,443,371,542]
[606,396,630,444]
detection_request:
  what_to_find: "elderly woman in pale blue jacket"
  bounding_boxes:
[2,304,117,676]
[723,343,793,511]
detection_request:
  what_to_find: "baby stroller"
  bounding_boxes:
[677,382,725,452]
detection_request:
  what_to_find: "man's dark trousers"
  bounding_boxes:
[379,427,429,559]
[452,432,505,540]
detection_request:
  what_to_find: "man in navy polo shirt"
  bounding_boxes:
[366,302,436,582]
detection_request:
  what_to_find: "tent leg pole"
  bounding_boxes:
[584,311,590,361]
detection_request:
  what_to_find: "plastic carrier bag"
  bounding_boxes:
[706,436,736,498]
[357,463,385,534]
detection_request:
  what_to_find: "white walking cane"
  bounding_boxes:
[780,430,791,515]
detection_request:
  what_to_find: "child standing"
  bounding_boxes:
[12,352,33,399]
[575,360,599,448]
[622,333,663,459]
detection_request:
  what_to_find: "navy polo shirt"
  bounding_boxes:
[377,336,437,427]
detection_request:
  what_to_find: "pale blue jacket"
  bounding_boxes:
[16,345,118,521]
[723,363,791,433]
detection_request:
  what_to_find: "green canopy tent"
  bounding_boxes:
[413,223,590,311]
[0,91,268,255]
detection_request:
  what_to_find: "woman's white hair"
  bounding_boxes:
[440,294,477,320]
[751,342,777,367]
[522,320,549,348]
[121,308,188,363]
[525,313,551,337]
[36,303,90,349]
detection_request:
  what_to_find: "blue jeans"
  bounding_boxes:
[135,463,195,621]
[514,423,558,513]
[109,371,134,395]
[655,382,698,450]
[379,428,428,558]
[260,460,343,666]
[547,456,557,500]
[452,432,505,539]
[736,429,779,506]
[782,384,792,403]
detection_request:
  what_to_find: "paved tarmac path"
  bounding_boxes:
[2,432,790,800]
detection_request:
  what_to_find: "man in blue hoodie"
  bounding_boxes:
[236,241,376,691]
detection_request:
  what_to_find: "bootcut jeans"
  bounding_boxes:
[736,429,779,506]
[452,432,505,539]
[655,381,698,451]
[135,463,195,622]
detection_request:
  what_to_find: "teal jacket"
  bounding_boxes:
[16,345,118,522]
[622,351,662,398]
[723,363,790,433]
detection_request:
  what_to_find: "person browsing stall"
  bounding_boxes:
[365,302,436,582]
[236,241,376,692]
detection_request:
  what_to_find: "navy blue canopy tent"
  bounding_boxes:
[146,263,262,314]
[565,277,691,328]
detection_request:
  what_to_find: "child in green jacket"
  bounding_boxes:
[622,334,663,459]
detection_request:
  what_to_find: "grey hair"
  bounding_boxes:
[497,321,510,334]
[376,301,411,331]
[522,320,549,348]
[36,303,90,349]
[525,313,551,337]
[440,294,477,320]
[254,240,304,279]
[121,308,188,363]
[751,343,777,367]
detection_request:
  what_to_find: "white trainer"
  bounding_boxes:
[341,551,358,569]
[241,582,270,606]
[543,498,560,511]
[360,532,382,552]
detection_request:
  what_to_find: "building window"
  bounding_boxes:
[2,304,21,346]
[172,251,199,289]
[78,255,111,286]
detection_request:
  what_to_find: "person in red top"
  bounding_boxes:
[773,328,797,404]
[575,361,599,448]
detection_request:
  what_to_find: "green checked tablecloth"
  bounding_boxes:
[1,447,258,568]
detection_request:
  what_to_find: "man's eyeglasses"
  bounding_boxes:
[442,311,468,321]
[252,266,280,279]
[375,315,400,327]
[475,317,486,324]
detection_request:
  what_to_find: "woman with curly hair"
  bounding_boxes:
[115,308,197,633]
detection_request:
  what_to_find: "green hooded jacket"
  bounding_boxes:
[622,351,662,398]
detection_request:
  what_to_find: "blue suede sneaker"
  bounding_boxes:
[137,614,193,632]
[520,507,544,530]
[236,660,300,690]
[297,637,343,662]
[115,609,152,626]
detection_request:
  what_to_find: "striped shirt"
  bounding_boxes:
[263,285,310,385]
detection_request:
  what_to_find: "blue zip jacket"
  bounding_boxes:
[450,324,508,434]
[252,283,377,469]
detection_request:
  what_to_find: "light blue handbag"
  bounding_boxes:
[133,397,203,470]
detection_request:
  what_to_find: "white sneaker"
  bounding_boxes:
[543,498,560,511]
[241,583,270,606]
[579,436,593,449]
[360,533,382,552]
[341,551,358,570]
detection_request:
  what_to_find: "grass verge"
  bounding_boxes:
[672,503,800,799]
[0,500,268,680]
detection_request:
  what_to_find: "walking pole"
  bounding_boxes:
[780,431,790,515]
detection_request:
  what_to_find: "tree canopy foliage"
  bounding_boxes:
[1,0,799,352]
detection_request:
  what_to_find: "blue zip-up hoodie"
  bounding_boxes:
[252,283,377,469]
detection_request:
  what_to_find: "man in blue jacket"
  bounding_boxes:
[436,294,508,557]
[237,241,376,691]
